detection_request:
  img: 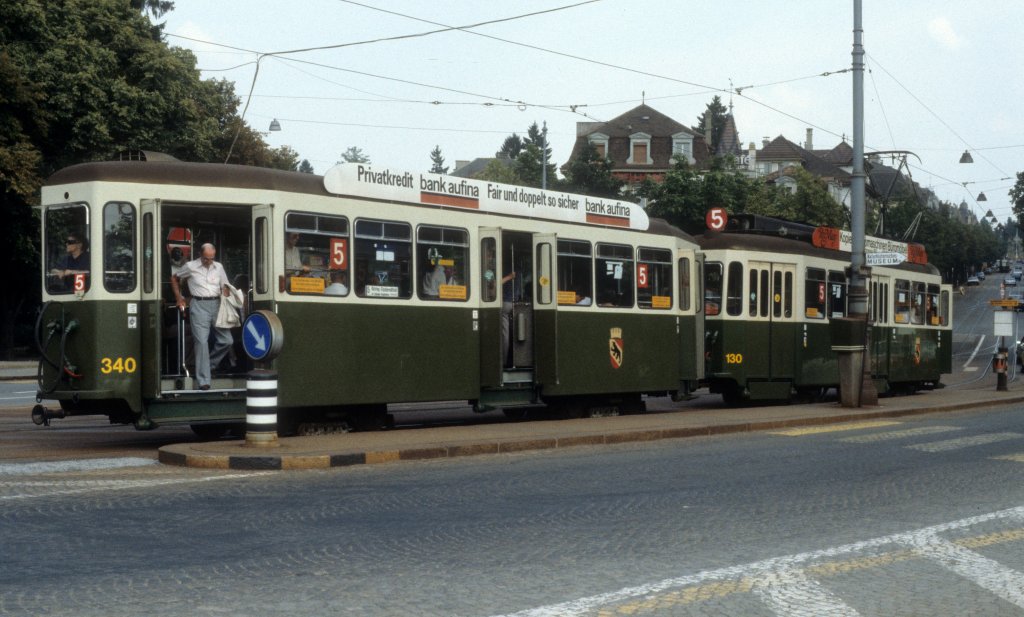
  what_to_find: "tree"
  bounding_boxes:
[338,146,370,164]
[496,134,524,160]
[429,145,448,174]
[562,143,623,198]
[298,159,315,174]
[1010,171,1024,226]
[695,96,729,155]
[0,0,297,357]
[473,158,518,184]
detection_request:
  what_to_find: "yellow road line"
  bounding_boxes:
[993,453,1024,463]
[770,420,902,436]
[601,526,1024,614]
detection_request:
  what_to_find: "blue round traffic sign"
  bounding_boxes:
[242,310,283,361]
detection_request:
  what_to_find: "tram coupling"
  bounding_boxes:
[31,404,67,427]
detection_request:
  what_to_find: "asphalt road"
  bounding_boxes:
[4,402,1024,616]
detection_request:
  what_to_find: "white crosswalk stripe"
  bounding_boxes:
[839,425,960,443]
[752,566,860,617]
[906,432,1022,453]
[902,533,1024,609]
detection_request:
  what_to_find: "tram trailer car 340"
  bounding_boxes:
[697,215,953,405]
[34,155,705,433]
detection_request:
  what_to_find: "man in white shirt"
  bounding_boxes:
[170,243,233,390]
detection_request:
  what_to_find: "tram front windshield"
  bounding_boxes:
[44,204,91,295]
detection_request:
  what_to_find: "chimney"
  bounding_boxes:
[748,142,757,171]
[805,128,813,151]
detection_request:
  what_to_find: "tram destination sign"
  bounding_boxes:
[865,252,905,266]
[323,164,650,231]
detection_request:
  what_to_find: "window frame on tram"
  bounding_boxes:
[416,224,469,302]
[557,239,593,306]
[354,218,412,299]
[595,242,634,308]
[44,202,91,295]
[102,201,137,293]
[637,247,673,310]
[284,211,350,297]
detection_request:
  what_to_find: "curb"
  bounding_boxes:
[158,394,1024,471]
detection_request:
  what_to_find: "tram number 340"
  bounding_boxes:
[100,356,137,374]
[725,353,744,364]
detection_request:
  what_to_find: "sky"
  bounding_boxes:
[160,0,1024,228]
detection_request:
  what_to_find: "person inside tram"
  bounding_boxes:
[285,232,310,276]
[575,288,592,305]
[325,270,349,296]
[422,260,446,298]
[50,232,90,288]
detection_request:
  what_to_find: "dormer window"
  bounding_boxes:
[587,133,609,159]
[671,132,695,164]
[627,132,651,165]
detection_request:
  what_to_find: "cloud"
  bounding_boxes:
[927,17,963,50]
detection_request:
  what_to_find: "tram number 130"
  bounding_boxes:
[100,357,138,374]
[725,353,744,364]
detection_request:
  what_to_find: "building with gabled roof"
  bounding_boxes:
[561,104,710,187]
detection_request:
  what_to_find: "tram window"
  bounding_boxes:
[638,247,672,309]
[558,239,592,306]
[595,243,634,308]
[143,213,154,293]
[536,242,553,305]
[726,261,743,316]
[748,270,757,316]
[44,203,91,295]
[939,289,949,326]
[804,268,826,319]
[417,225,468,301]
[102,202,137,293]
[926,284,940,325]
[828,271,847,318]
[911,282,926,325]
[678,257,691,311]
[354,219,411,299]
[285,212,350,296]
[894,279,911,323]
[759,269,769,317]
[773,271,783,318]
[784,272,793,318]
[254,218,268,294]
[482,238,497,302]
[704,262,722,315]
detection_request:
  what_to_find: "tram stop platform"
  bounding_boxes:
[158,388,1024,471]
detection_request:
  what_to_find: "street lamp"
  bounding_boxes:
[959,150,974,163]
[269,119,282,132]
[977,192,988,201]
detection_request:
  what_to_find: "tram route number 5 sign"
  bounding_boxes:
[243,310,284,362]
[706,207,728,231]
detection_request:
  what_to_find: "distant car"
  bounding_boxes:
[966,276,980,286]
[977,271,986,280]
[1005,277,1018,286]
[985,267,994,274]
[1010,292,1024,312]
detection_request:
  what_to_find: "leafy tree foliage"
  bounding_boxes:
[561,143,623,198]
[1010,171,1024,225]
[338,146,370,164]
[0,0,300,356]
[298,159,315,174]
[429,145,448,174]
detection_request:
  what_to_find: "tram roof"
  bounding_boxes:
[697,231,940,276]
[44,160,695,242]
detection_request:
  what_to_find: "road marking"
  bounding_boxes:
[903,533,1024,608]
[963,334,986,370]
[753,566,860,617]
[0,457,157,476]
[839,425,960,443]
[992,453,1024,463]
[0,472,271,501]
[906,432,1022,453]
[770,420,901,437]
[489,506,1024,617]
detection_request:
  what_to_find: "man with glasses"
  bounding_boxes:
[50,232,90,291]
[170,243,232,391]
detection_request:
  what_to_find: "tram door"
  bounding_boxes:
[140,199,162,397]
[532,233,557,386]
[748,260,796,381]
[503,231,535,374]
[769,263,797,380]
[251,205,274,312]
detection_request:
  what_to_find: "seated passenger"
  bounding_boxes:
[325,270,349,296]
[575,290,592,305]
[285,232,310,276]
[422,262,446,297]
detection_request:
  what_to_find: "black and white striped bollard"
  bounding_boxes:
[245,369,279,447]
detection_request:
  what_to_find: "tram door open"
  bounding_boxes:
[503,231,535,374]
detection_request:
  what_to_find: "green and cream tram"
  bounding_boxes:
[35,155,704,432]
[698,215,953,404]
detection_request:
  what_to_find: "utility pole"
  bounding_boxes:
[838,0,877,407]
